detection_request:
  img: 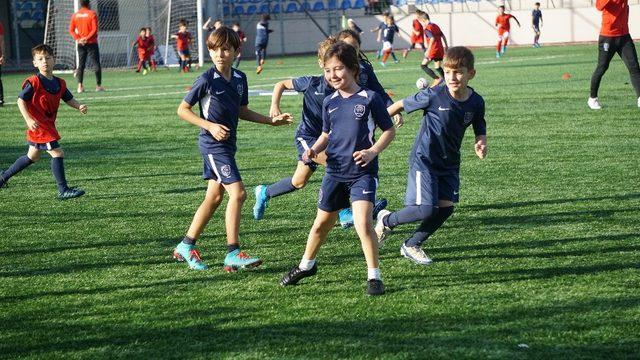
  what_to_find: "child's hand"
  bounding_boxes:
[208,123,230,141]
[269,105,282,118]
[302,148,317,163]
[353,149,377,167]
[271,113,293,126]
[475,141,487,159]
[393,113,404,128]
[78,104,88,114]
[26,118,39,131]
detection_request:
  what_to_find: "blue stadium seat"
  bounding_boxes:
[285,2,298,12]
[32,11,45,21]
[272,3,282,13]
[246,4,257,14]
[18,11,32,21]
[312,1,325,11]
[299,1,311,11]
[237,0,249,4]
[34,1,45,10]
[328,0,337,9]
[223,5,230,15]
[353,0,365,8]
[233,5,244,15]
[340,0,352,9]
[19,2,33,11]
[258,3,270,13]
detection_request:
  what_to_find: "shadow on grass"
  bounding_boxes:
[463,192,640,211]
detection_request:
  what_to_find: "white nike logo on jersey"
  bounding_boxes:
[438,106,450,111]
[328,107,338,113]
[216,90,225,95]
[363,190,374,194]
[314,91,324,95]
[453,191,459,195]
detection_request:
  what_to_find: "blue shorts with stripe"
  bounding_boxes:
[28,140,60,151]
[404,166,459,206]
[178,49,190,57]
[317,174,378,213]
[201,152,242,184]
[294,132,319,171]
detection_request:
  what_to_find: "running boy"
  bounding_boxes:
[532,3,543,48]
[171,19,192,72]
[279,42,396,296]
[255,14,273,74]
[422,12,448,84]
[495,6,520,58]
[146,27,158,71]
[379,16,399,66]
[403,9,426,58]
[375,46,487,265]
[231,22,247,69]
[0,44,88,199]
[173,27,292,272]
[133,27,150,74]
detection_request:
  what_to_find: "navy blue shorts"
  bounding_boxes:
[202,152,242,184]
[28,140,60,151]
[294,133,319,171]
[404,167,459,206]
[533,25,540,34]
[178,49,190,57]
[317,174,378,213]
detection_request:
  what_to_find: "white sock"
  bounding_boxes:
[368,267,381,280]
[299,258,316,271]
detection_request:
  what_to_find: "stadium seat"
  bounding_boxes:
[233,5,244,15]
[32,11,45,21]
[258,3,270,13]
[328,0,338,9]
[340,0,352,9]
[272,3,282,13]
[353,0,365,8]
[223,5,230,16]
[18,11,32,21]
[299,1,312,11]
[246,4,257,14]
[285,2,298,12]
[19,2,33,11]
[237,0,249,4]
[34,1,45,10]
[312,1,325,11]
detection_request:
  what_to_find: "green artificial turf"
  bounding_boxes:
[0,44,638,359]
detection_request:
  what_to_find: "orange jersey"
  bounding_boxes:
[411,19,424,43]
[22,75,67,143]
[597,0,629,36]
[68,7,98,44]
[147,34,156,54]
[495,14,514,33]
[175,31,191,51]
[424,22,445,58]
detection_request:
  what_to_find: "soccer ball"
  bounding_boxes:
[416,77,428,90]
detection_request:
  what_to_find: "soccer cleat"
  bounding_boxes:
[375,209,392,247]
[588,97,602,110]
[77,84,84,93]
[400,242,433,265]
[256,65,263,74]
[379,61,386,68]
[253,185,269,220]
[223,249,262,272]
[57,187,85,200]
[259,59,265,66]
[402,49,409,58]
[501,45,507,54]
[495,52,500,59]
[394,59,399,64]
[173,242,208,270]
[142,69,148,76]
[280,263,318,285]
[366,279,385,296]
[95,86,105,92]
[372,198,388,220]
[637,97,640,108]
[339,208,354,229]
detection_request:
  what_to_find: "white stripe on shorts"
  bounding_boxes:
[416,170,422,205]
[46,142,52,151]
[296,137,310,151]
[207,154,222,183]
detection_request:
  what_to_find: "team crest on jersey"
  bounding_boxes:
[354,104,366,118]
[463,112,474,125]
[221,165,232,178]
[237,84,244,96]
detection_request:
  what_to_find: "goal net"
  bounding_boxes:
[45,0,204,71]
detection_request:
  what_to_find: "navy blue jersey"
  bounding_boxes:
[532,9,542,26]
[292,75,334,137]
[19,73,73,102]
[403,84,486,173]
[382,24,399,43]
[255,21,272,46]
[359,60,393,106]
[322,88,394,181]
[183,67,249,154]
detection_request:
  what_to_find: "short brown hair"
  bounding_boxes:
[323,42,360,82]
[32,44,54,57]
[317,36,338,63]
[206,26,241,51]
[443,46,475,70]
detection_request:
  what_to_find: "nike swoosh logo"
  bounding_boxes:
[363,190,374,194]
[438,106,450,111]
[328,107,338,113]
[314,91,324,95]
[453,191,459,195]
[215,91,225,95]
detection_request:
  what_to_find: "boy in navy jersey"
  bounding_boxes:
[280,42,396,296]
[375,46,487,265]
[0,44,87,199]
[174,27,292,272]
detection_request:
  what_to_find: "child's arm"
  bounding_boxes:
[475,135,487,159]
[270,79,294,117]
[170,34,178,39]
[512,15,521,27]
[203,17,212,30]
[178,101,231,141]
[354,126,396,167]
[65,98,88,114]
[239,106,293,126]
[17,98,38,131]
[387,99,404,117]
[442,33,449,50]
[472,102,487,159]
[304,132,329,162]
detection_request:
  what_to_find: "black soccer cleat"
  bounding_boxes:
[366,279,385,296]
[58,187,85,200]
[280,263,318,286]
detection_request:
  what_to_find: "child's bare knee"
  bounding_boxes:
[205,191,223,205]
[229,188,247,203]
[291,177,307,189]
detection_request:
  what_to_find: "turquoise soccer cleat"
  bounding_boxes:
[339,208,354,229]
[173,242,208,270]
[253,185,269,220]
[223,249,262,273]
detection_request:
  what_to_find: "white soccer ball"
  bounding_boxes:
[416,77,428,90]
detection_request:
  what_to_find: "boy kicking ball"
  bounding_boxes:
[375,46,487,265]
[173,27,292,272]
[0,44,87,199]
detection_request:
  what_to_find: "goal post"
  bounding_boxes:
[45,0,204,71]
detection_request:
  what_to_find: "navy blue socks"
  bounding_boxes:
[1,155,34,184]
[384,205,435,229]
[51,157,68,192]
[405,206,454,247]
[266,177,298,198]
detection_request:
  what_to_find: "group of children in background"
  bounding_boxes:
[132,27,157,75]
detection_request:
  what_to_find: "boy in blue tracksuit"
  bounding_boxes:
[254,14,273,74]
